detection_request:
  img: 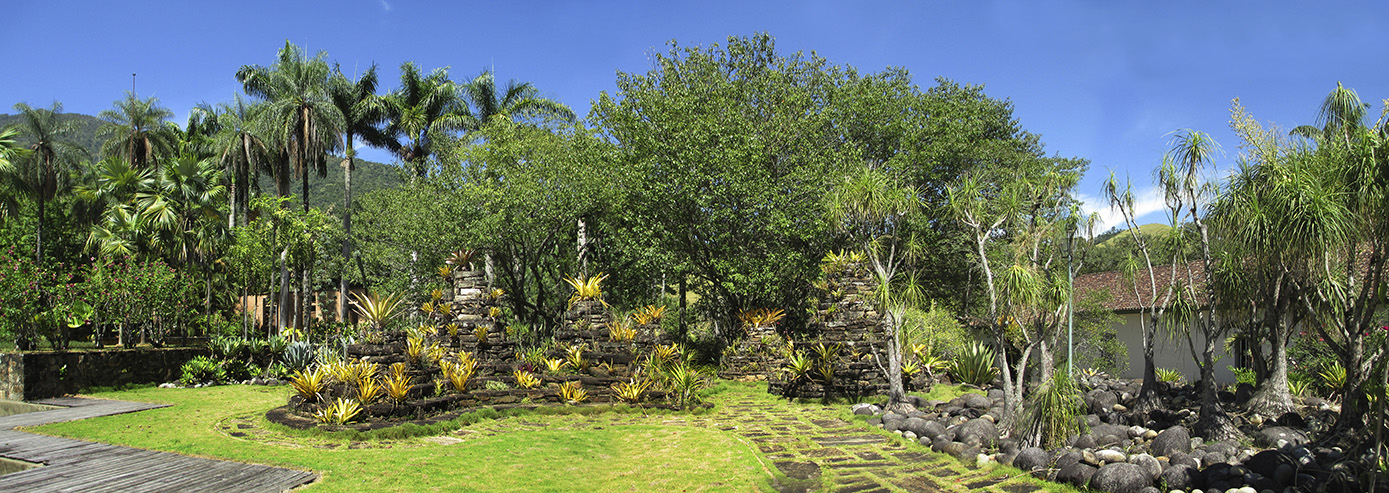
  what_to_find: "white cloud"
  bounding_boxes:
[378,0,391,11]
[1076,185,1166,237]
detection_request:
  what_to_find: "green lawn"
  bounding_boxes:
[32,384,772,492]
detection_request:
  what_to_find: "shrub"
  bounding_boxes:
[1018,372,1087,449]
[180,356,226,386]
[1156,367,1185,385]
[901,305,970,358]
[1230,365,1256,387]
[949,341,998,386]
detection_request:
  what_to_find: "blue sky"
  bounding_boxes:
[5,1,1388,231]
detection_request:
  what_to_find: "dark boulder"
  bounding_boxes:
[1244,449,1297,482]
[1158,464,1199,490]
[1127,453,1162,480]
[1012,447,1050,473]
[1089,462,1152,493]
[1056,462,1098,488]
[1274,411,1306,428]
[1167,451,1199,470]
[1088,390,1119,414]
[961,393,992,410]
[882,412,907,432]
[1254,426,1310,448]
[955,418,998,448]
[1149,425,1191,457]
[902,417,931,436]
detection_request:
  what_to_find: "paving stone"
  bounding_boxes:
[997,484,1044,493]
[856,451,885,461]
[894,476,944,493]
[813,435,888,446]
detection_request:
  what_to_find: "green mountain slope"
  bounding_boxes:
[0,111,403,211]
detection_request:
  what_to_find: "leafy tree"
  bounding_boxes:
[592,34,855,336]
[96,91,178,169]
[4,102,89,262]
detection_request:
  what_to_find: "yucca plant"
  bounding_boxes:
[1156,367,1185,385]
[514,370,542,389]
[559,380,589,404]
[543,358,567,373]
[563,273,608,308]
[351,291,407,332]
[901,359,922,378]
[314,398,363,425]
[608,319,636,342]
[475,325,490,344]
[446,323,461,338]
[324,361,354,386]
[611,378,651,403]
[1019,372,1087,449]
[357,377,383,405]
[1288,375,1314,398]
[290,367,329,403]
[950,341,999,386]
[632,305,667,325]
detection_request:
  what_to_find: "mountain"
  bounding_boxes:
[0,111,404,211]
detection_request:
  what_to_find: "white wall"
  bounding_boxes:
[1111,312,1235,384]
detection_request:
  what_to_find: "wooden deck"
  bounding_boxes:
[0,396,316,492]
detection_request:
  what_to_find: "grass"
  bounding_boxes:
[32,385,769,492]
[914,383,986,402]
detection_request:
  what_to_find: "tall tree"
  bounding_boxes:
[826,164,921,412]
[236,40,344,212]
[238,41,344,329]
[462,69,576,130]
[97,92,178,169]
[209,95,271,228]
[5,102,88,262]
[328,63,389,319]
[382,62,467,178]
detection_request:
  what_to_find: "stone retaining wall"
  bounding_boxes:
[0,348,209,401]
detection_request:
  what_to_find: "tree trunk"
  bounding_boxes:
[278,247,291,330]
[1038,339,1055,384]
[1195,334,1244,442]
[1132,313,1164,413]
[300,261,312,333]
[1246,323,1295,416]
[576,218,588,278]
[341,150,353,322]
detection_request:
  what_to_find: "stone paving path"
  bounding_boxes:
[218,384,1049,492]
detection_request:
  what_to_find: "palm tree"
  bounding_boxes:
[0,127,29,221]
[328,63,390,318]
[461,69,576,131]
[209,95,271,228]
[77,158,155,256]
[237,41,344,212]
[97,92,178,169]
[382,62,467,178]
[5,102,88,262]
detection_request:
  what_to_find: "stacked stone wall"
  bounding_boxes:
[0,348,209,400]
[768,262,889,398]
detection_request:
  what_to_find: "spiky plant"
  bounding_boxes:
[608,319,636,342]
[513,370,542,389]
[1156,367,1185,385]
[559,380,588,404]
[1019,372,1087,449]
[357,377,383,405]
[949,341,998,386]
[314,398,363,425]
[632,305,667,325]
[445,248,477,270]
[785,350,813,382]
[384,365,412,404]
[563,273,608,308]
[611,378,651,403]
[543,358,567,373]
[351,291,407,332]
[565,343,588,371]
[290,367,329,403]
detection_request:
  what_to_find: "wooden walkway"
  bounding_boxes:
[0,397,316,492]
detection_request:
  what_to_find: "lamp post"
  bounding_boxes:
[1066,208,1076,380]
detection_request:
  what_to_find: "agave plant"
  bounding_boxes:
[950,341,998,386]
[514,369,542,389]
[559,380,589,404]
[281,341,317,373]
[351,291,407,332]
[563,273,608,308]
